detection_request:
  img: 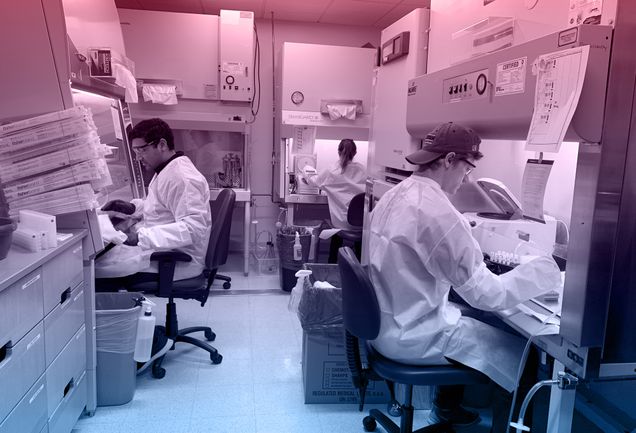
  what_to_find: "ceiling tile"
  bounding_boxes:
[114,0,143,8]
[351,0,402,3]
[201,0,264,17]
[373,3,418,28]
[138,0,204,14]
[320,0,394,26]
[399,0,431,6]
[264,0,331,22]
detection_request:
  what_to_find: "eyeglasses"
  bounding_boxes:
[132,140,158,154]
[456,157,476,175]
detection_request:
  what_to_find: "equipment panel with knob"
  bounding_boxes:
[442,69,490,103]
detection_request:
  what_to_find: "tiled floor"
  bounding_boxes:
[73,253,492,433]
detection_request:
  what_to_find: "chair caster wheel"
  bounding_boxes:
[363,416,377,432]
[204,329,216,341]
[152,365,166,379]
[223,282,231,290]
[211,353,223,364]
[387,399,402,417]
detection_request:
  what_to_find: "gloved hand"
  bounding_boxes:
[124,231,139,246]
[102,199,136,215]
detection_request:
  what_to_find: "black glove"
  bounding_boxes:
[102,199,136,215]
[124,231,139,246]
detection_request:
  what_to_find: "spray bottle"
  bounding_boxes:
[134,298,156,363]
[293,231,302,261]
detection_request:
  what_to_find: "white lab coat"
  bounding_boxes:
[368,175,561,392]
[96,155,211,281]
[305,162,366,230]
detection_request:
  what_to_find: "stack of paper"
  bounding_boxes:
[0,106,112,217]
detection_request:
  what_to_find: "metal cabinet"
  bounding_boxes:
[0,235,87,433]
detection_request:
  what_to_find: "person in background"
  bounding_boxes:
[95,118,211,290]
[367,122,561,430]
[303,138,367,262]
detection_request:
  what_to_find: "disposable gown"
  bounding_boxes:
[96,156,211,281]
[305,162,366,230]
[368,175,561,392]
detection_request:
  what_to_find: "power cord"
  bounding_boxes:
[506,310,560,432]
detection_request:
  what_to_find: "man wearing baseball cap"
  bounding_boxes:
[367,122,560,430]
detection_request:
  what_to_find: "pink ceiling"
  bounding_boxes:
[114,0,431,27]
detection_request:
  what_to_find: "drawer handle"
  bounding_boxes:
[21,273,41,290]
[29,383,45,405]
[63,378,75,398]
[0,341,12,368]
[60,287,72,306]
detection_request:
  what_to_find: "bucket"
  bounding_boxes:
[0,217,17,260]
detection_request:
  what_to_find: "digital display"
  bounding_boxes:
[382,42,394,58]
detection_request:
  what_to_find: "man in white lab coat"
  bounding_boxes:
[368,122,561,428]
[95,118,211,289]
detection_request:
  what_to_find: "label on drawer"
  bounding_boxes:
[22,274,41,290]
[27,333,41,351]
[29,383,45,404]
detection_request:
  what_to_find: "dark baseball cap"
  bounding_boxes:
[406,122,482,165]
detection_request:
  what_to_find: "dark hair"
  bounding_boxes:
[128,118,175,150]
[338,139,357,172]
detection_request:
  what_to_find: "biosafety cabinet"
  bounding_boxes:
[406,20,636,385]
[274,43,376,218]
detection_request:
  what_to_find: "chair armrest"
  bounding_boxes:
[149,250,193,297]
[150,250,193,263]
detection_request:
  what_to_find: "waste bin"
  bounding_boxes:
[95,292,142,406]
[295,263,390,404]
[276,226,312,292]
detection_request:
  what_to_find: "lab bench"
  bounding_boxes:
[0,230,89,433]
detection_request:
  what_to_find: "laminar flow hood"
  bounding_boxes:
[405,25,612,142]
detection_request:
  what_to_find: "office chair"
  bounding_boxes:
[130,188,236,378]
[210,190,235,290]
[328,192,365,262]
[338,246,488,433]
[339,192,365,245]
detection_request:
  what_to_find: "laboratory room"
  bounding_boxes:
[1,0,636,432]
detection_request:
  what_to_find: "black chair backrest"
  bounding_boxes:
[205,188,236,270]
[338,246,381,340]
[346,193,365,228]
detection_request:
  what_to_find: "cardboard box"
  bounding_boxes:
[88,49,112,77]
[302,330,390,404]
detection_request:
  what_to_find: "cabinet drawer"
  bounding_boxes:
[0,322,45,421]
[0,374,47,433]
[44,284,85,365]
[0,269,43,349]
[45,325,86,418]
[48,370,87,433]
[42,242,83,314]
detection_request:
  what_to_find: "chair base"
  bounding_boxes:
[216,273,232,290]
[151,299,223,378]
[365,406,455,433]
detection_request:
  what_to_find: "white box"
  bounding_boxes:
[302,330,390,404]
[219,10,254,102]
